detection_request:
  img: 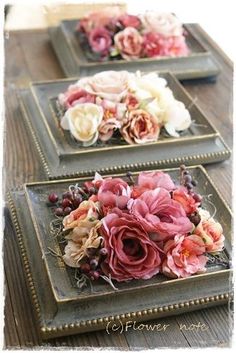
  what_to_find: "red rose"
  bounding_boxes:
[117,14,141,29]
[172,187,200,215]
[143,32,162,58]
[97,178,131,209]
[114,27,143,60]
[88,27,112,55]
[101,212,162,281]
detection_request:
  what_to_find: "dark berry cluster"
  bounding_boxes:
[79,247,108,281]
[47,183,98,217]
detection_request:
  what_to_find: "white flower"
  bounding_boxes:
[142,12,183,37]
[163,100,191,137]
[199,208,211,221]
[76,71,130,102]
[60,103,103,146]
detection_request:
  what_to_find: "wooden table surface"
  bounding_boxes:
[4,25,233,348]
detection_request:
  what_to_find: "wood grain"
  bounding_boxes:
[4,26,233,348]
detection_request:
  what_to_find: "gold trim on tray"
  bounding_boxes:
[19,74,231,180]
[7,183,232,339]
[8,164,232,339]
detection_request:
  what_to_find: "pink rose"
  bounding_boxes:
[114,27,143,60]
[78,71,130,102]
[97,178,131,209]
[88,27,112,55]
[143,32,189,58]
[132,171,175,198]
[172,187,200,215]
[117,14,141,29]
[162,234,207,278]
[128,187,193,242]
[124,93,139,110]
[121,109,160,144]
[194,218,225,253]
[58,86,95,109]
[142,12,184,37]
[101,212,162,281]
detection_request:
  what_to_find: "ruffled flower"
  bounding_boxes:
[88,27,112,56]
[97,177,131,209]
[194,218,225,253]
[142,12,184,37]
[162,234,207,278]
[101,211,162,281]
[114,27,143,60]
[58,85,95,109]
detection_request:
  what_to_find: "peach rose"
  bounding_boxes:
[114,27,143,60]
[63,200,99,231]
[172,187,200,215]
[142,12,183,37]
[60,103,103,146]
[77,71,130,102]
[162,234,207,278]
[194,218,225,253]
[63,222,103,267]
[121,109,160,144]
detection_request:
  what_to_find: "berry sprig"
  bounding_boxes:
[47,182,98,217]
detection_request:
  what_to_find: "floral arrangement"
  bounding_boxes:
[76,8,189,61]
[47,166,225,289]
[58,71,191,147]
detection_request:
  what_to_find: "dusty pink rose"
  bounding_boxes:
[128,187,193,242]
[97,178,131,209]
[88,27,112,55]
[162,234,207,278]
[101,212,162,281]
[77,6,125,33]
[132,171,175,198]
[114,27,143,60]
[118,14,141,29]
[172,187,200,215]
[121,109,160,144]
[58,86,95,109]
[194,218,225,253]
[99,117,121,141]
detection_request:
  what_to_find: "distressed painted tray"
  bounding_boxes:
[48,21,219,80]
[8,165,232,340]
[19,72,230,180]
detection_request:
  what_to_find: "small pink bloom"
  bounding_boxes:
[58,86,95,109]
[194,218,225,253]
[88,27,112,55]
[162,234,207,278]
[172,187,200,215]
[114,27,143,60]
[121,109,160,144]
[98,178,131,209]
[142,32,162,58]
[124,93,140,110]
[117,14,141,29]
[128,187,193,242]
[99,117,121,141]
[101,212,162,281]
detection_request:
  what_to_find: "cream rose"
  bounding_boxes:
[77,71,130,102]
[163,100,191,137]
[60,103,103,146]
[142,12,183,37]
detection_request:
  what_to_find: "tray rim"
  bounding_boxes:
[7,165,233,339]
[48,23,220,80]
[18,77,231,180]
[29,72,220,157]
[23,165,232,304]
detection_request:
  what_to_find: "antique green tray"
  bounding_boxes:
[48,21,219,80]
[19,72,230,180]
[8,166,232,340]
